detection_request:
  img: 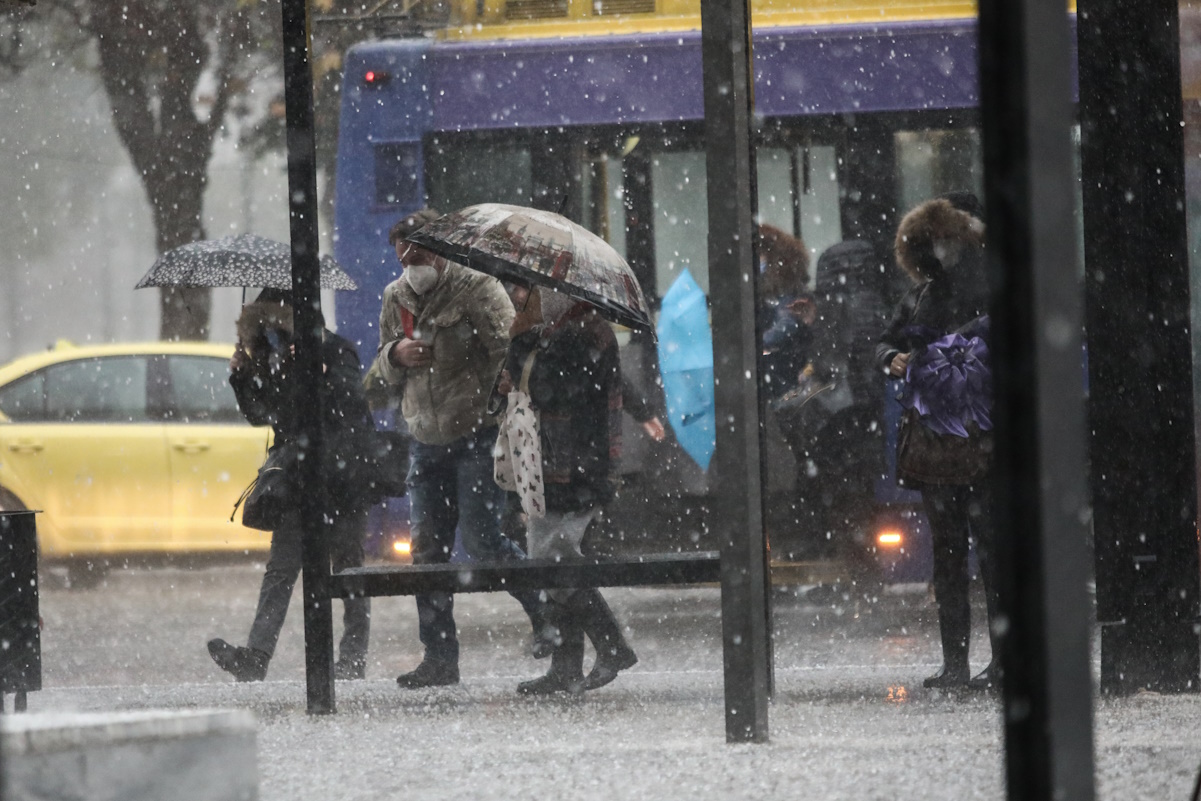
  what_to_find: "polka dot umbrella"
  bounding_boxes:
[134,234,358,291]
[406,203,650,331]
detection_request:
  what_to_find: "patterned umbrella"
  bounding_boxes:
[405,203,651,331]
[134,234,358,291]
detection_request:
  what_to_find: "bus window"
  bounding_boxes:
[801,145,843,260]
[757,147,796,236]
[582,154,627,258]
[895,129,984,215]
[652,150,709,295]
[426,138,533,211]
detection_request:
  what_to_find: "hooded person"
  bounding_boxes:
[207,288,374,682]
[876,191,999,691]
[496,284,638,695]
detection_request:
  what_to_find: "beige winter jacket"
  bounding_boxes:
[370,261,515,445]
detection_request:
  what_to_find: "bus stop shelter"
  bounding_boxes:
[275,2,1199,800]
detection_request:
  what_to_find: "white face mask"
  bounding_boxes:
[404,264,440,294]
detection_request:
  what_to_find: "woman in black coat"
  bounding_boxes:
[877,192,999,690]
[499,285,638,695]
[207,289,374,682]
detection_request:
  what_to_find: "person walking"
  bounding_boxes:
[876,191,999,690]
[372,209,553,689]
[208,289,373,682]
[498,284,638,695]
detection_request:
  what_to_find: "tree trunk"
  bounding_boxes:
[89,0,227,341]
[148,138,212,341]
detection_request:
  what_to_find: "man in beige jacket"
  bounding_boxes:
[372,209,551,688]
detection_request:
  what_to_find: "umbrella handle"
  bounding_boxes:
[486,366,508,417]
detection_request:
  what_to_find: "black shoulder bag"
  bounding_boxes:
[232,442,299,532]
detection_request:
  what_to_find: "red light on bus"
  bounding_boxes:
[364,70,390,87]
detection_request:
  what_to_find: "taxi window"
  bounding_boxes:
[0,374,46,421]
[167,356,244,424]
[43,357,150,423]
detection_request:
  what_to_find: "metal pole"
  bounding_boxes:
[1078,0,1201,696]
[280,0,336,715]
[700,0,771,744]
[977,0,1096,798]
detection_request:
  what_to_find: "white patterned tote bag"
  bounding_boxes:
[493,351,546,518]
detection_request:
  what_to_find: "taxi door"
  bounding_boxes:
[0,356,172,556]
[163,355,270,552]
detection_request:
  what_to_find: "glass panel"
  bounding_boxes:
[167,356,245,424]
[652,150,709,295]
[42,357,149,423]
[0,373,45,421]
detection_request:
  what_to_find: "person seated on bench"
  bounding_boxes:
[498,284,639,695]
[372,210,554,689]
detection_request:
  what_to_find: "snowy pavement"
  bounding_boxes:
[18,565,1201,800]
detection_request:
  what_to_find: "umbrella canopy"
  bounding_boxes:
[134,234,358,291]
[405,203,651,331]
[656,270,715,470]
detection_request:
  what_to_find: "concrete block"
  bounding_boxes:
[1,709,257,801]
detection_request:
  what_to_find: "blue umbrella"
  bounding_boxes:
[656,270,715,470]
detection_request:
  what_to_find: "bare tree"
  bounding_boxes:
[3,1,270,340]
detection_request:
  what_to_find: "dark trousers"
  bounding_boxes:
[921,482,998,664]
[247,507,370,665]
[408,426,544,664]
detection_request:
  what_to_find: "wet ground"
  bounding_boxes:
[19,565,1201,800]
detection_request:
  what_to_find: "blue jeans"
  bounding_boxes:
[408,426,544,663]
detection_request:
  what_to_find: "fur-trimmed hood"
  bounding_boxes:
[894,198,986,283]
[236,301,293,355]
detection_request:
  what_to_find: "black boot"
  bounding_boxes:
[570,589,638,691]
[969,544,1002,691]
[527,605,560,660]
[334,657,366,681]
[207,639,269,682]
[967,660,1000,690]
[518,602,584,695]
[396,655,459,688]
[923,611,970,689]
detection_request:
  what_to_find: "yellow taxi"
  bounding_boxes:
[0,342,271,577]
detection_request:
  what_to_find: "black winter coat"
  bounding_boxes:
[808,240,890,404]
[230,330,375,509]
[876,198,990,370]
[507,309,622,514]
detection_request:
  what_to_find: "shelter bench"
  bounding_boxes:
[328,551,722,598]
[305,548,768,741]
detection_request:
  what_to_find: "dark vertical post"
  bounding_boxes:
[281,0,336,715]
[1078,0,1201,695]
[700,0,770,743]
[977,0,1096,798]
